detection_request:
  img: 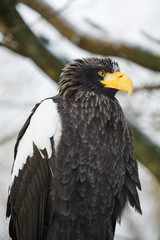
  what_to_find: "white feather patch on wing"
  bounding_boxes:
[11,99,62,184]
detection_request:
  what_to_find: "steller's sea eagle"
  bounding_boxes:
[6,58,142,240]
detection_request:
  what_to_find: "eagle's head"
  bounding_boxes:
[59,58,133,99]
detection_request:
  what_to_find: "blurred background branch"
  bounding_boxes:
[0,0,64,81]
[19,0,160,72]
[130,122,160,182]
[134,84,160,92]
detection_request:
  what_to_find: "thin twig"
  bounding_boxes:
[134,84,160,92]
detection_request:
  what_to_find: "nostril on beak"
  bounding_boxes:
[117,72,125,78]
[118,75,123,78]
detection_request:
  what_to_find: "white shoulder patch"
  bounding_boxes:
[11,99,62,183]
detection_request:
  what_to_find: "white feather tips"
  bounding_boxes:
[11,99,62,183]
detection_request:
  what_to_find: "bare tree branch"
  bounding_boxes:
[142,30,160,45]
[0,0,65,82]
[19,0,160,72]
[134,84,160,92]
[0,38,28,57]
[129,122,160,182]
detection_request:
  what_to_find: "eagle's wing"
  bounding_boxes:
[110,111,142,223]
[6,98,62,240]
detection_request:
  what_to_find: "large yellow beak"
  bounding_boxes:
[100,72,133,96]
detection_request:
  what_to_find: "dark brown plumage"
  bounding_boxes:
[7,58,141,240]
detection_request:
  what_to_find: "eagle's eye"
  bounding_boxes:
[98,70,106,77]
